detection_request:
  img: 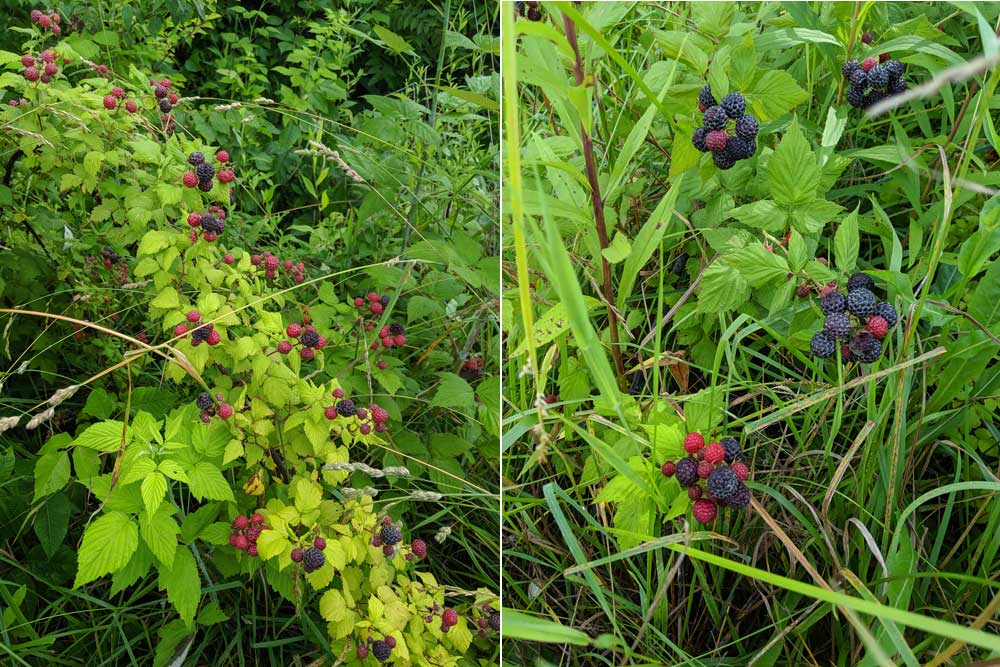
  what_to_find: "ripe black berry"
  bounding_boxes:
[698,84,716,108]
[823,313,852,340]
[389,322,405,336]
[810,331,836,359]
[196,392,212,410]
[847,273,875,293]
[188,152,205,166]
[888,77,907,94]
[725,136,754,160]
[875,301,898,327]
[720,437,742,464]
[847,86,866,108]
[380,525,402,546]
[302,547,325,572]
[846,288,877,318]
[379,295,390,307]
[850,69,867,87]
[489,611,500,631]
[158,99,172,113]
[726,483,751,509]
[884,60,904,78]
[820,292,847,315]
[300,329,320,348]
[720,92,746,119]
[674,457,699,488]
[707,467,739,500]
[842,60,860,79]
[371,640,392,662]
[735,114,759,139]
[336,399,356,417]
[868,65,889,90]
[712,150,736,170]
[702,105,728,130]
[692,127,708,152]
[196,162,215,181]
[200,215,224,234]
[853,332,883,363]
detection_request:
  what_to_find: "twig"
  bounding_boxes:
[563,11,626,381]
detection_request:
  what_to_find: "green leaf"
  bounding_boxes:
[601,232,632,264]
[187,462,235,502]
[835,207,860,273]
[151,287,180,310]
[500,609,595,646]
[728,199,786,232]
[74,420,126,452]
[34,450,70,501]
[34,494,71,559]
[750,70,810,121]
[158,546,200,627]
[75,511,139,588]
[319,589,347,622]
[429,373,474,414]
[129,139,162,164]
[617,183,681,311]
[510,298,602,357]
[141,472,167,515]
[256,529,288,560]
[697,262,749,313]
[374,25,414,53]
[81,388,116,420]
[768,120,819,207]
[729,244,789,287]
[294,478,322,513]
[140,504,179,568]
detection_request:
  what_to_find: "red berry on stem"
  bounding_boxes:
[683,432,705,454]
[173,323,189,337]
[103,95,116,110]
[217,403,233,419]
[661,461,676,477]
[187,310,201,323]
[182,172,198,188]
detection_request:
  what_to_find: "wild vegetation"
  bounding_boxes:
[502,2,1000,665]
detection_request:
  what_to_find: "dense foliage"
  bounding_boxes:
[503,2,1000,665]
[0,1,499,665]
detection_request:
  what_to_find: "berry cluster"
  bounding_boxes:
[842,57,906,110]
[356,635,397,662]
[250,251,305,282]
[691,87,759,170]
[324,389,391,435]
[276,321,327,360]
[173,309,222,348]
[810,273,898,363]
[459,357,484,383]
[290,536,328,573]
[194,391,233,422]
[517,1,542,21]
[21,50,60,85]
[661,432,752,524]
[150,78,179,114]
[90,62,110,79]
[185,205,228,243]
[183,151,234,192]
[472,604,500,638]
[228,512,267,557]
[29,9,61,35]
[370,516,425,560]
[354,291,390,316]
[369,322,407,353]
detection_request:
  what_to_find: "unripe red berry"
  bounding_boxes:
[683,432,705,454]
[688,485,702,500]
[21,54,34,67]
[359,423,371,435]
[218,403,233,419]
[206,330,221,345]
[24,66,39,82]
[442,608,458,626]
[313,536,326,550]
[382,544,395,556]
[660,461,675,477]
[697,460,713,479]
[233,515,250,530]
[187,213,201,227]
[216,150,229,163]
[371,302,383,315]
[43,62,57,76]
[300,348,314,360]
[223,254,234,265]
[173,323,189,337]
[332,388,345,399]
[186,310,201,323]
[354,297,364,307]
[693,499,717,524]
[730,461,750,482]
[218,169,235,183]
[103,95,116,110]
[704,441,725,465]
[357,645,368,658]
[233,534,249,550]
[376,360,387,369]
[38,14,51,28]
[384,636,396,648]
[112,86,124,98]
[250,254,261,265]
[182,172,198,188]
[393,334,406,346]
[291,548,304,562]
[324,406,338,419]
[367,292,379,302]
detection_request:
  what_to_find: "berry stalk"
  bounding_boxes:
[562,11,627,382]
